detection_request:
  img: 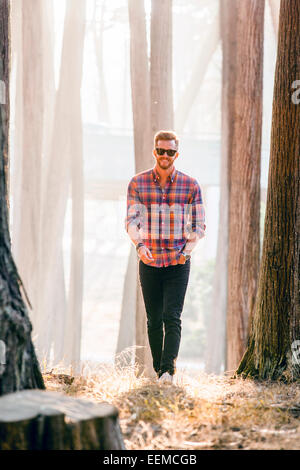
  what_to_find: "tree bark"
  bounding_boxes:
[0,0,45,396]
[0,390,125,450]
[226,0,264,372]
[237,0,300,380]
[0,0,9,209]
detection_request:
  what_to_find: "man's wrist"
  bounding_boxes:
[181,251,191,260]
[136,242,144,253]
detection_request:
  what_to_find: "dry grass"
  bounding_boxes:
[42,352,300,450]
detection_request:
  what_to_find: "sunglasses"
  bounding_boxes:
[156,148,177,157]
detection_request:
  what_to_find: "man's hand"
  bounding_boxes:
[137,245,154,264]
[178,254,187,264]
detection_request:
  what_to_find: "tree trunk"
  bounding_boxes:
[237,0,300,380]
[268,0,280,38]
[116,0,154,377]
[0,0,9,209]
[0,0,45,396]
[205,0,237,374]
[150,0,174,133]
[175,12,220,132]
[36,0,86,372]
[226,0,264,372]
[0,389,125,450]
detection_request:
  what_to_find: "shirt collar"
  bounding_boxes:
[152,166,177,184]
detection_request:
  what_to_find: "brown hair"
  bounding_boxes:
[154,130,179,150]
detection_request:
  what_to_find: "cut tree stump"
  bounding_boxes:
[0,389,126,450]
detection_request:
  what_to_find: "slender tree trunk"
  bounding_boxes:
[119,0,175,378]
[37,0,86,372]
[205,0,238,374]
[268,0,280,38]
[0,0,44,395]
[175,12,220,132]
[93,0,110,124]
[237,0,300,380]
[116,0,153,376]
[226,0,264,371]
[150,0,173,133]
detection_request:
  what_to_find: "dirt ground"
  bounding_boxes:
[43,362,300,450]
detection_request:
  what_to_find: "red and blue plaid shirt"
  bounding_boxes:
[125,165,206,267]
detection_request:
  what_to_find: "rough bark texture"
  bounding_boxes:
[0,0,9,208]
[237,0,300,380]
[0,390,125,450]
[205,0,237,374]
[226,0,264,371]
[0,0,45,396]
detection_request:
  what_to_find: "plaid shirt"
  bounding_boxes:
[124,165,206,267]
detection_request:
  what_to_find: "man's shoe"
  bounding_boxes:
[158,372,174,384]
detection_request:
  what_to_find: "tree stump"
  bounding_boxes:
[0,389,126,450]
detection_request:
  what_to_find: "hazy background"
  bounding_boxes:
[9,0,278,373]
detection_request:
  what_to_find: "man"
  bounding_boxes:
[124,130,206,384]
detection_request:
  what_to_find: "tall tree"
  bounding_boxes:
[205,0,238,373]
[237,0,300,380]
[36,0,86,372]
[0,0,44,395]
[226,0,264,371]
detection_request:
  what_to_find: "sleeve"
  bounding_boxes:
[184,180,206,250]
[124,178,145,239]
[191,180,206,239]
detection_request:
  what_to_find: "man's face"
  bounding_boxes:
[153,139,179,171]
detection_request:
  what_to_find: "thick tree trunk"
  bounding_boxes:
[0,0,44,396]
[237,0,300,380]
[226,0,264,371]
[205,0,237,374]
[0,0,9,208]
[0,390,125,450]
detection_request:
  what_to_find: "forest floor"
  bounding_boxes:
[43,360,300,450]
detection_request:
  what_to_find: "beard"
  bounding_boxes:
[157,157,173,170]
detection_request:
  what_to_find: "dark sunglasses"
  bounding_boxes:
[156,147,177,157]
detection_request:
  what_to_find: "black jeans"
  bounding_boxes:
[138,258,191,377]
